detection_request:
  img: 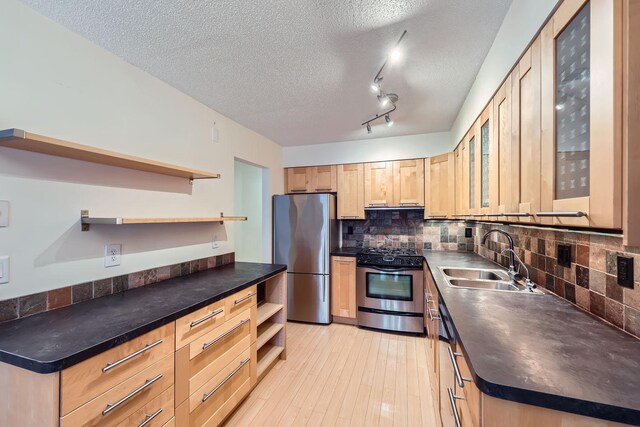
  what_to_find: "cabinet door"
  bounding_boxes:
[311,165,337,192]
[467,126,479,216]
[364,161,394,207]
[454,145,463,216]
[460,137,470,216]
[493,77,515,216]
[510,37,542,223]
[337,164,365,219]
[285,167,312,193]
[425,154,455,219]
[479,102,497,216]
[393,159,425,207]
[330,257,356,319]
[540,0,622,228]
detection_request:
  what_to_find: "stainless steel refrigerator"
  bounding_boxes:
[273,193,337,324]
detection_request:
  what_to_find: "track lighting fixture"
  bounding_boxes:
[362,30,407,134]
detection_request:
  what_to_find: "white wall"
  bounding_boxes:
[234,160,264,263]
[0,0,283,300]
[283,132,451,167]
[449,0,561,146]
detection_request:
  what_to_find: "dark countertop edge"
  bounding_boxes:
[0,265,287,374]
[424,255,640,426]
[330,248,360,257]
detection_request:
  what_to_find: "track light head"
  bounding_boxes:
[385,114,393,127]
[366,123,372,134]
[378,94,389,107]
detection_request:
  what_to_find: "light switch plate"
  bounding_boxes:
[0,256,9,284]
[0,201,8,227]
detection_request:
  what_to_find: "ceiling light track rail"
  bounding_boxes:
[373,30,407,86]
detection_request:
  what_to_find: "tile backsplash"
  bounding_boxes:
[474,222,640,339]
[0,252,235,324]
[341,210,474,251]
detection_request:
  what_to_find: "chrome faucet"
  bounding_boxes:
[502,248,537,292]
[481,229,516,280]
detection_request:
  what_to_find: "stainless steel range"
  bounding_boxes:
[356,247,425,333]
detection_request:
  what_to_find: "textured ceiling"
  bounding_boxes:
[20,0,512,146]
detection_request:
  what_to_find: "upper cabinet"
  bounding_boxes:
[364,161,394,207]
[540,0,622,228]
[510,36,542,223]
[393,159,425,207]
[493,77,515,215]
[425,153,455,219]
[285,166,337,193]
[337,163,365,219]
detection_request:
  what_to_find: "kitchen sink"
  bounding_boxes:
[441,267,508,281]
[439,266,543,294]
[447,279,519,291]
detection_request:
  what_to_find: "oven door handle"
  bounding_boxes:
[362,265,412,273]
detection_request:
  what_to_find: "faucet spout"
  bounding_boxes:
[481,229,516,274]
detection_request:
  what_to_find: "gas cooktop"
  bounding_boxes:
[356,247,424,268]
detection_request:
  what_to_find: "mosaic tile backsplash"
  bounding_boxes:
[340,210,474,251]
[0,252,235,324]
[474,222,640,339]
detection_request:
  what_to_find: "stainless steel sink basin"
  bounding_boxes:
[448,279,519,291]
[442,268,508,281]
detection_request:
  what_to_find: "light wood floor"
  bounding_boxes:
[224,322,439,427]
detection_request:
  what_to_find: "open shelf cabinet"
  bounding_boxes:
[255,271,287,380]
[0,129,220,182]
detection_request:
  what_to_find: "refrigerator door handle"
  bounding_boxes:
[322,280,326,303]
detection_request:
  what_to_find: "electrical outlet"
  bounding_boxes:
[0,201,9,227]
[212,236,219,249]
[557,244,571,267]
[347,226,354,235]
[104,244,121,267]
[211,123,219,143]
[0,256,9,284]
[617,256,634,288]
[465,228,473,238]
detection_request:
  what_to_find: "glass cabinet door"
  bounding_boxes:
[540,0,622,228]
[555,3,590,201]
[481,120,490,209]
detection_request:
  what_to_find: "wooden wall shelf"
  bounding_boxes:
[0,129,220,182]
[80,210,246,231]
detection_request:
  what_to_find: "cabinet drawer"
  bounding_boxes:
[225,285,257,319]
[455,343,481,427]
[176,300,226,350]
[61,323,175,415]
[115,385,174,427]
[176,348,252,427]
[61,354,174,427]
[176,307,254,405]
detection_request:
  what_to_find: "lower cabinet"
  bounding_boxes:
[331,256,357,320]
[0,272,287,427]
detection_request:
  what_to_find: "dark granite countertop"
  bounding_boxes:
[0,262,286,374]
[331,247,361,257]
[424,251,640,425]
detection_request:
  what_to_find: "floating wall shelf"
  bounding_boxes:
[0,129,220,183]
[80,210,247,231]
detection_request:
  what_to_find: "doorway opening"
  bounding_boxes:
[234,158,270,262]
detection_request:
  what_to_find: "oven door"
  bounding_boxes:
[357,265,423,314]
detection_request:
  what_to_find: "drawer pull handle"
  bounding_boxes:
[138,408,163,427]
[502,212,532,217]
[535,211,587,218]
[448,346,472,388]
[336,259,354,263]
[202,358,250,402]
[190,308,224,328]
[234,291,257,305]
[102,374,163,415]
[447,387,464,427]
[203,318,250,351]
[102,340,163,373]
[427,308,440,321]
[368,203,388,207]
[290,189,307,193]
[340,215,360,219]
[315,187,333,191]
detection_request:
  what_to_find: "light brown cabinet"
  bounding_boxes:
[285,166,337,193]
[540,0,623,228]
[393,159,425,207]
[364,161,394,207]
[331,256,357,319]
[337,164,365,219]
[493,76,515,215]
[425,153,455,219]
